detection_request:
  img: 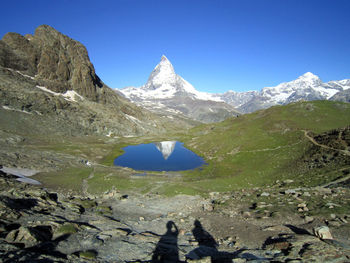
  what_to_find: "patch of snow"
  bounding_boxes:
[36,85,60,95]
[2,105,32,114]
[62,90,84,102]
[16,70,35,80]
[36,86,83,102]
[125,114,141,123]
[0,166,41,185]
[5,68,35,80]
[313,86,339,99]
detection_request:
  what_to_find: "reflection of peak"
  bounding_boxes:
[155,141,176,160]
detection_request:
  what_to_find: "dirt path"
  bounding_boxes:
[82,168,95,194]
[303,130,350,156]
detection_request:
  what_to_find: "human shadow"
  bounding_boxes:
[152,221,180,263]
[186,220,239,263]
[186,219,218,261]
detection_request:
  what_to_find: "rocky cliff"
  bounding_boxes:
[1,25,105,102]
[0,25,174,139]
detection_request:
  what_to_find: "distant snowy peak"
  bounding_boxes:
[145,55,177,90]
[261,72,337,103]
[121,55,222,102]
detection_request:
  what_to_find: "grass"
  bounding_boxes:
[178,101,350,191]
[33,167,92,192]
[57,223,78,235]
[31,101,350,195]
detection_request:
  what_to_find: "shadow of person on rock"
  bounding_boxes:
[186,219,219,261]
[187,220,237,263]
[152,221,180,263]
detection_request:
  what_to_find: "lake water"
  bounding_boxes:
[114,141,206,171]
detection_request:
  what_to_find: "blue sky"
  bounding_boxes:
[1,0,349,93]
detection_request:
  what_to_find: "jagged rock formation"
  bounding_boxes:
[1,25,104,102]
[120,56,240,123]
[0,25,175,139]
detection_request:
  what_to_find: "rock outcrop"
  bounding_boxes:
[1,25,104,102]
[1,168,350,262]
[0,25,176,140]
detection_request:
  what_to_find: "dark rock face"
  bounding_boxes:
[0,25,104,102]
[0,25,172,141]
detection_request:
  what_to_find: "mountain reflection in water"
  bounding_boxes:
[114,141,206,171]
[155,141,176,160]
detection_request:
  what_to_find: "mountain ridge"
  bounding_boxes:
[121,57,350,115]
[120,56,240,123]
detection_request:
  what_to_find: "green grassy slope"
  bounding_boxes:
[179,101,350,192]
[32,100,350,196]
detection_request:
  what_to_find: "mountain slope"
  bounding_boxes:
[120,56,240,123]
[0,25,172,138]
[0,25,184,170]
[182,100,350,191]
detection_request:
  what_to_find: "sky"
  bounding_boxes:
[0,0,349,93]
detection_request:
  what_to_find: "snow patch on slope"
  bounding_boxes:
[36,86,84,102]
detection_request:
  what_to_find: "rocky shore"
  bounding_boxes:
[1,169,350,262]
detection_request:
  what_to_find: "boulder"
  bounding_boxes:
[313,226,333,240]
[5,225,52,247]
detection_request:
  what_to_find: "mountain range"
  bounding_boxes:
[120,57,350,116]
[120,56,240,123]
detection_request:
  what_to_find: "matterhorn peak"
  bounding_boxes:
[144,55,177,90]
[161,55,169,62]
[158,55,173,68]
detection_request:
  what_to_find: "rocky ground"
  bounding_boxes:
[1,169,350,262]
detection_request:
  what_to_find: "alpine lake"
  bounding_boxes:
[114,141,206,172]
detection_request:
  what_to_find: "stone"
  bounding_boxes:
[327,220,341,227]
[202,202,214,212]
[260,192,270,197]
[313,226,333,240]
[187,256,211,263]
[285,189,297,195]
[5,226,51,247]
[340,217,348,224]
[283,179,294,184]
[242,211,252,218]
[304,216,314,223]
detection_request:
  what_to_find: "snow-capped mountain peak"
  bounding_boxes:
[296,72,322,85]
[121,55,223,101]
[145,55,177,90]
